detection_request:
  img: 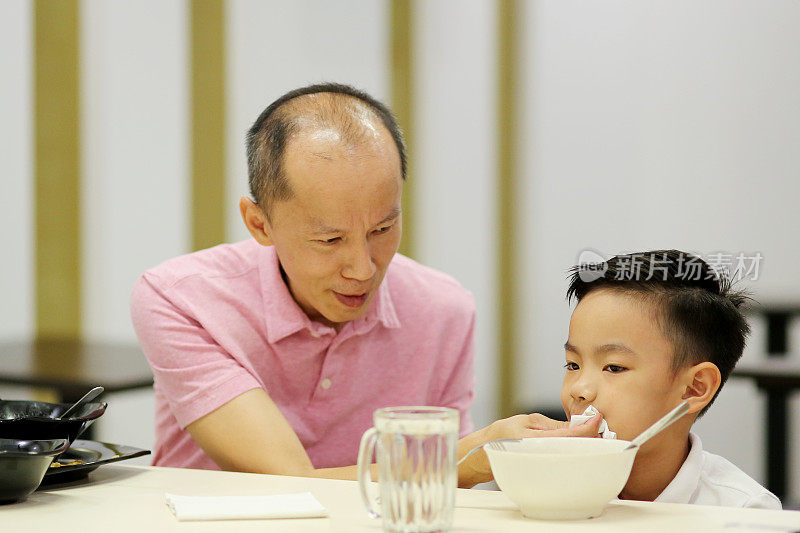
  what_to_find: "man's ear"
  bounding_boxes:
[681,362,722,414]
[239,197,274,246]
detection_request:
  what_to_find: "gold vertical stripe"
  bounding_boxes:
[190,0,226,251]
[497,0,519,417]
[35,0,81,339]
[390,0,415,258]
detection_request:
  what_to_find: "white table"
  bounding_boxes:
[6,465,800,532]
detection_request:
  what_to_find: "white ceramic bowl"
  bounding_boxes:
[485,437,637,520]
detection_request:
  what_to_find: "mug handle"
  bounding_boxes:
[357,427,380,519]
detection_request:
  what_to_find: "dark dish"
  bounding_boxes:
[41,439,150,484]
[0,399,107,445]
[0,437,69,503]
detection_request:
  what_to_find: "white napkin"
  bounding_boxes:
[569,405,617,439]
[164,492,328,521]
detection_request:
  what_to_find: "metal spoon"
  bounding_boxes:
[625,401,690,451]
[59,386,104,419]
[457,438,521,466]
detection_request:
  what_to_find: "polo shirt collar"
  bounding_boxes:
[355,274,401,334]
[654,432,703,505]
[258,244,400,344]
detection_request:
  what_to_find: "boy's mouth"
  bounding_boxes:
[570,404,606,420]
[568,404,590,417]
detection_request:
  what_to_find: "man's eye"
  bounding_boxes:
[317,237,341,244]
[564,362,579,371]
[604,364,627,373]
[374,225,392,234]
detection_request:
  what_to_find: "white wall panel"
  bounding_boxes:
[225,0,390,242]
[518,0,800,501]
[0,0,33,340]
[414,0,498,429]
[81,0,190,342]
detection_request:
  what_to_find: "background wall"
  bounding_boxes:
[1,0,798,503]
[0,0,34,341]
[413,0,500,432]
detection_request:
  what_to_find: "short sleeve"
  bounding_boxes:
[130,273,261,428]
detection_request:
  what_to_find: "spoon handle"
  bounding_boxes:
[627,401,690,450]
[457,438,520,466]
[61,386,104,419]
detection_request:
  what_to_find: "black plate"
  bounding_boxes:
[41,439,150,484]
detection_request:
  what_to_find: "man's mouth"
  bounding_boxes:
[333,291,369,308]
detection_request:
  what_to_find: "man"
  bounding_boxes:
[131,83,600,488]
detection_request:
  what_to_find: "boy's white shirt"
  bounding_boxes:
[654,432,782,510]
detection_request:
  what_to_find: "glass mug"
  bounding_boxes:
[357,406,459,533]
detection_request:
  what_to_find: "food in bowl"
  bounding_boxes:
[49,459,86,468]
[485,437,637,520]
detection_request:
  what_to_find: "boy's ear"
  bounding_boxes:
[239,197,274,246]
[681,362,722,414]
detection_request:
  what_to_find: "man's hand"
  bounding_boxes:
[456,413,603,488]
[486,412,603,440]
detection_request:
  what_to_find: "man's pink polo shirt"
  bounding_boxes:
[130,239,475,470]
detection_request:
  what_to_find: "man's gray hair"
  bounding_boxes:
[245,83,407,217]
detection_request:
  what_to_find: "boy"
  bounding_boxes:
[562,250,781,509]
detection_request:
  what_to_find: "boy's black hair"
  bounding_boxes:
[567,249,751,415]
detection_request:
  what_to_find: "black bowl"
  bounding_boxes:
[0,437,70,503]
[0,400,107,445]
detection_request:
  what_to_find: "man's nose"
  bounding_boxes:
[341,240,376,281]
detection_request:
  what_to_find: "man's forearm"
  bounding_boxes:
[455,427,493,488]
[303,436,489,488]
[305,464,375,481]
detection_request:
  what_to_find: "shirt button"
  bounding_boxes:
[320,378,332,390]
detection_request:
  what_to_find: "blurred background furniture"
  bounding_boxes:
[731,304,800,504]
[0,338,154,438]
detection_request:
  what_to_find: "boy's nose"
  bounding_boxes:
[569,377,597,404]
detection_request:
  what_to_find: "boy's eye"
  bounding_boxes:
[564,362,580,371]
[604,364,627,373]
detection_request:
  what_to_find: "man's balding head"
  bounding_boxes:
[246,83,406,216]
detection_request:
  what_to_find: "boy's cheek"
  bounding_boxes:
[594,404,633,440]
[609,422,634,441]
[558,384,571,415]
[597,412,629,440]
[607,410,654,442]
